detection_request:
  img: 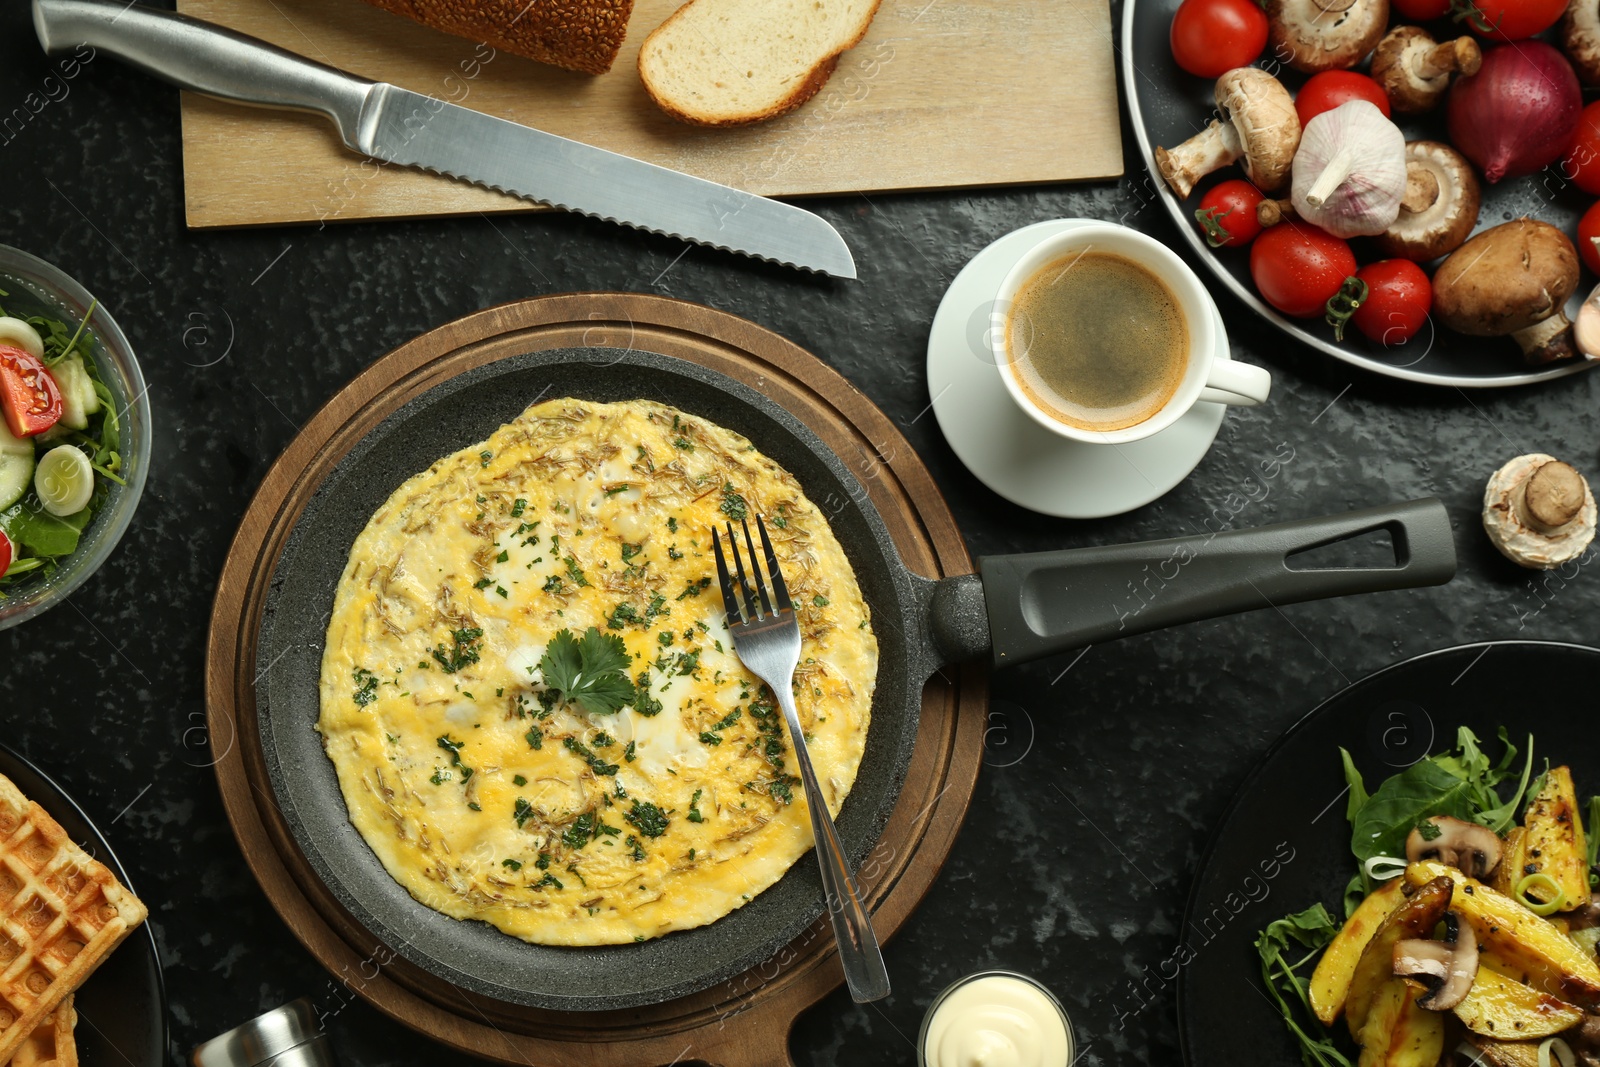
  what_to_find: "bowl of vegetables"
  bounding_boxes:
[0,245,149,629]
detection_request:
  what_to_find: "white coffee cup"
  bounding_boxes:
[989,223,1271,445]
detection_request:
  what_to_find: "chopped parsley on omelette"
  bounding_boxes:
[317,398,877,945]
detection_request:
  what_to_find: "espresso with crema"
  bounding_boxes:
[1005,251,1189,432]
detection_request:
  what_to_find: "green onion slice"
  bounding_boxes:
[1363,855,1408,882]
[1515,872,1567,917]
[1539,1036,1575,1067]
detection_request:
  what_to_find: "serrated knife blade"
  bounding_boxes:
[34,0,857,279]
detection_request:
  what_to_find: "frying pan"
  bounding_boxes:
[254,346,1456,1011]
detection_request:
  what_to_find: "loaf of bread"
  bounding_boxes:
[638,0,883,126]
[359,0,636,75]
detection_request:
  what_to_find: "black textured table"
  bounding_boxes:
[3,4,1597,1065]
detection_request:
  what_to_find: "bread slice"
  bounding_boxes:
[639,0,883,126]
[358,0,637,76]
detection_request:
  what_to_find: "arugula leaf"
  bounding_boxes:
[1347,728,1535,862]
[1254,905,1352,1067]
[1338,748,1369,823]
[0,500,93,558]
[1588,797,1600,873]
[1349,759,1476,863]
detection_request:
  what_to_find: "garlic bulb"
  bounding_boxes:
[1290,100,1407,238]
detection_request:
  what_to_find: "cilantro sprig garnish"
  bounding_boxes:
[539,626,635,715]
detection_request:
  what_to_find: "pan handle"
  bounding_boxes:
[977,497,1456,667]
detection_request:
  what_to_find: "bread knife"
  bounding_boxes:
[32,0,858,279]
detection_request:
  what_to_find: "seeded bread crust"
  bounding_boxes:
[359,0,637,76]
[638,0,883,127]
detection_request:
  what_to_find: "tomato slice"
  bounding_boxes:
[0,529,11,578]
[0,344,63,438]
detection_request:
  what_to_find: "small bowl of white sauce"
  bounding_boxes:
[918,970,1075,1067]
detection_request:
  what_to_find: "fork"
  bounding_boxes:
[712,516,891,1003]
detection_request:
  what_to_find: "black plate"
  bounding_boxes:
[0,744,166,1066]
[254,347,922,1011]
[1121,0,1600,389]
[1178,640,1600,1065]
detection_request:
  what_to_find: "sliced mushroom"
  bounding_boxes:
[1562,0,1600,86]
[1371,141,1480,261]
[1156,69,1301,199]
[1267,0,1389,73]
[1483,454,1597,570]
[1406,815,1503,879]
[1371,27,1482,113]
[1432,218,1581,364]
[1393,911,1479,1011]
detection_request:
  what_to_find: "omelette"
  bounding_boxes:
[317,398,877,945]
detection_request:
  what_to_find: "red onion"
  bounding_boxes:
[1446,41,1581,183]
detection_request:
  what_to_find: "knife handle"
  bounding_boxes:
[977,497,1458,666]
[33,0,373,145]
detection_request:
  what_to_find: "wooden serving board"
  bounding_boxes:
[176,0,1123,229]
[205,293,986,1065]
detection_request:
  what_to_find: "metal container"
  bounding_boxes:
[192,999,333,1067]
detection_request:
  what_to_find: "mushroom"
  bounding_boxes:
[1432,218,1580,364]
[1266,0,1389,73]
[1406,816,1504,879]
[1371,27,1482,114]
[1370,141,1480,261]
[1155,68,1302,199]
[1392,911,1478,1011]
[1256,197,1296,227]
[1483,454,1597,570]
[1562,0,1600,86]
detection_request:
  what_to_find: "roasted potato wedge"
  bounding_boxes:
[1454,950,1584,1039]
[1406,860,1600,1008]
[1514,766,1591,912]
[1310,880,1406,1025]
[1494,826,1527,898]
[1347,875,1453,1037]
[1357,978,1445,1067]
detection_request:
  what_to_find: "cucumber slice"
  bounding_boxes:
[54,354,96,431]
[0,317,44,360]
[34,446,93,517]
[0,424,31,510]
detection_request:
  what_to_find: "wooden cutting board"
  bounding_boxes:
[176,0,1123,229]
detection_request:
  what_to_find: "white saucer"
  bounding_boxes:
[926,218,1230,519]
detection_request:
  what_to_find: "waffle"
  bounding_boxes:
[10,995,76,1067]
[0,775,145,1061]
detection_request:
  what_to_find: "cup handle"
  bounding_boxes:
[1198,359,1272,407]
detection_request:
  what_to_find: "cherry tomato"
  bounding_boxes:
[0,530,10,578]
[1578,201,1600,276]
[1463,0,1567,40]
[1563,102,1600,197]
[1294,71,1391,127]
[1194,179,1265,248]
[0,345,62,438]
[1349,260,1433,345]
[1169,0,1268,78]
[1249,223,1357,318]
[1392,0,1451,18]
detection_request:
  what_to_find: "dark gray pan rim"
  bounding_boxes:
[254,347,928,1011]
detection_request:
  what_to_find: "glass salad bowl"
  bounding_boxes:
[0,245,150,630]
